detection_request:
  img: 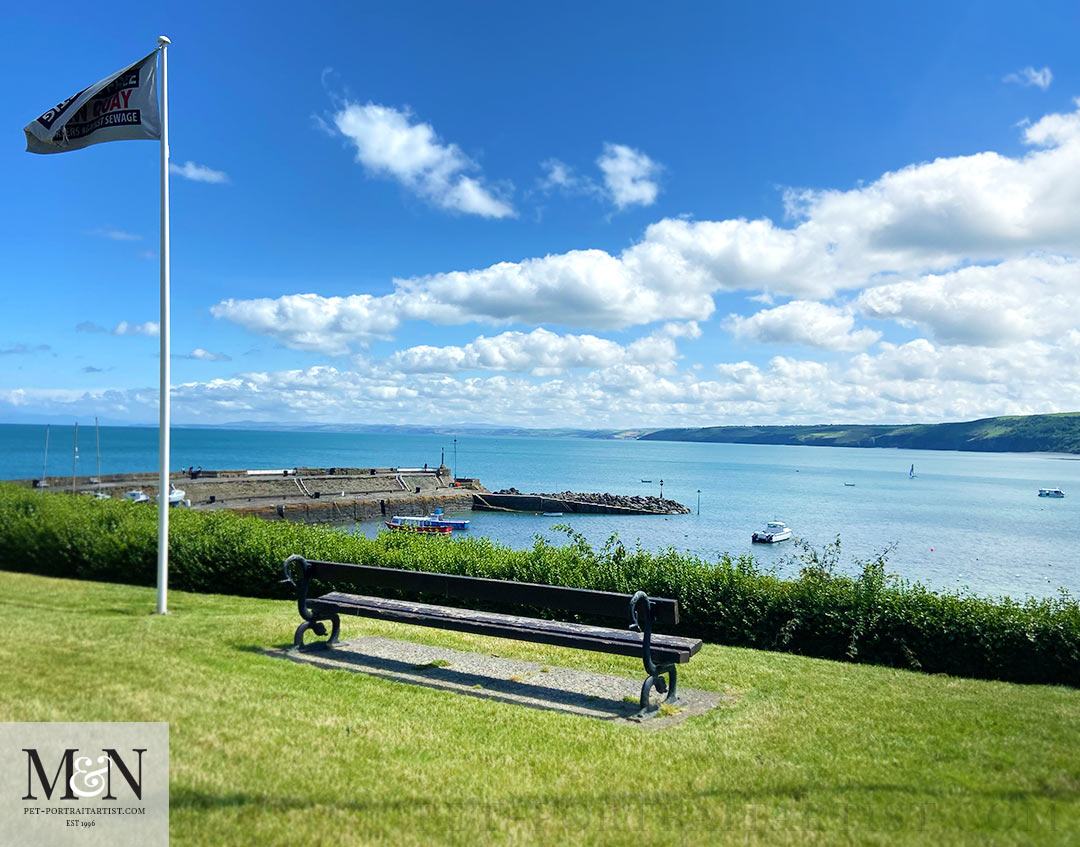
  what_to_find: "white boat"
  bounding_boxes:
[752,521,792,543]
[157,487,190,508]
[1038,488,1065,498]
[124,490,150,504]
[89,491,111,500]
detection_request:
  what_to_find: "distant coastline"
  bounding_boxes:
[3,411,1079,455]
[638,412,1080,455]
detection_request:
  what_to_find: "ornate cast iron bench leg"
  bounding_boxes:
[283,554,341,652]
[630,591,680,719]
[292,614,340,651]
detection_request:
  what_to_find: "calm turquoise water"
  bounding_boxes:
[2,423,1078,599]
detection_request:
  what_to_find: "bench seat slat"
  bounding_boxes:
[305,561,680,625]
[309,592,703,664]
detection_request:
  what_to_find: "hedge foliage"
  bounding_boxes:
[1,482,1077,686]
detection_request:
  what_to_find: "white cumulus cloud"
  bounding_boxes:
[538,158,577,191]
[727,301,881,351]
[159,332,1080,426]
[388,323,696,376]
[169,161,230,183]
[214,100,1080,361]
[855,254,1080,346]
[211,293,401,355]
[112,321,159,337]
[333,102,514,218]
[8,329,1080,427]
[596,143,662,208]
[183,348,232,362]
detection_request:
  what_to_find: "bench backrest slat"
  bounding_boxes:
[304,560,680,625]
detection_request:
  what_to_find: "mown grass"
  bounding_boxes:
[0,571,1077,846]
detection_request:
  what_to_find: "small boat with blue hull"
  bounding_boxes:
[387,515,453,534]
[427,509,470,530]
[1038,488,1065,498]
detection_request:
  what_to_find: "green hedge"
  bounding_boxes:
[1,482,1077,686]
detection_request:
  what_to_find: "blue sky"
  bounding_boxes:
[3,2,1080,427]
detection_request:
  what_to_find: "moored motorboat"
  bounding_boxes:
[1038,488,1065,498]
[124,489,150,503]
[386,516,453,533]
[752,521,792,543]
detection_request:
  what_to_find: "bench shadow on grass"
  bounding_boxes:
[256,642,651,721]
[243,640,728,723]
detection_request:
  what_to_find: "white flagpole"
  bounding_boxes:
[156,35,171,615]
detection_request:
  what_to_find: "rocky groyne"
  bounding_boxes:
[476,489,689,515]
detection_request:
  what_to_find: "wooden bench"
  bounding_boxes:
[282,555,702,717]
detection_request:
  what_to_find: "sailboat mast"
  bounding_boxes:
[95,417,102,488]
[41,424,50,483]
[71,422,79,494]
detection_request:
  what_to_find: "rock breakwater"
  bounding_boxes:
[492,489,689,515]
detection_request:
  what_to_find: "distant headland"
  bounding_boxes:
[4,412,1079,454]
[193,411,1080,454]
[638,412,1080,454]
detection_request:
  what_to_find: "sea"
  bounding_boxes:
[2,423,1078,601]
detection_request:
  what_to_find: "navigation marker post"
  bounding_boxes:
[24,37,173,614]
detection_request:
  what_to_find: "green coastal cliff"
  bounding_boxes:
[640,412,1080,454]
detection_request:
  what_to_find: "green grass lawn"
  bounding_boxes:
[1,571,1077,846]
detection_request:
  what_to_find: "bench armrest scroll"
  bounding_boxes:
[284,555,320,624]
